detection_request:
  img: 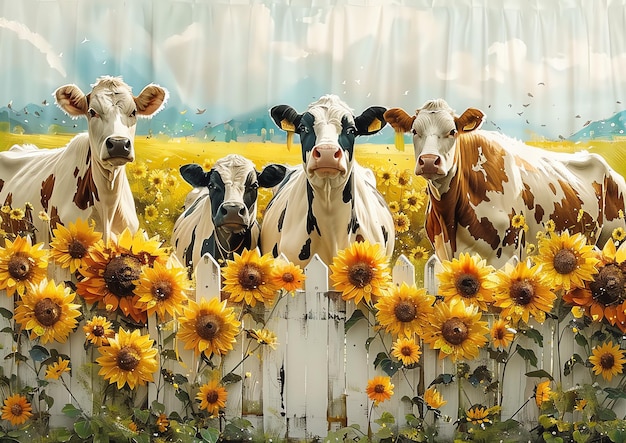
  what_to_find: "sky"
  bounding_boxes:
[1,0,626,141]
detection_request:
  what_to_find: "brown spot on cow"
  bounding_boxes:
[604,176,626,221]
[461,133,508,206]
[74,165,99,210]
[41,174,55,212]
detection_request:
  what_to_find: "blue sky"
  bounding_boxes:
[1,0,626,141]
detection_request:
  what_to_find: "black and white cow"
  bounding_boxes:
[171,154,286,271]
[260,95,395,268]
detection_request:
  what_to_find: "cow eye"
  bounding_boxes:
[297,124,309,134]
[88,109,99,118]
[448,128,457,137]
[248,182,259,191]
[412,129,419,136]
[130,109,136,118]
[346,126,357,136]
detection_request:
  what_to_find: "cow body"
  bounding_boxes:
[0,76,168,243]
[384,99,626,268]
[171,154,286,271]
[261,95,395,268]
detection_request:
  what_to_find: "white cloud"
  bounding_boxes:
[0,17,66,77]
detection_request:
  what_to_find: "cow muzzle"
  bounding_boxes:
[416,154,444,178]
[214,202,249,233]
[309,144,346,177]
[105,137,133,163]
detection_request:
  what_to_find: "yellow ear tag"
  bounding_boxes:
[394,131,405,151]
[286,131,294,151]
[280,119,296,151]
[367,118,382,133]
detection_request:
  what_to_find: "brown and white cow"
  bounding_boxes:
[0,76,168,243]
[171,154,286,272]
[384,99,626,268]
[261,95,395,268]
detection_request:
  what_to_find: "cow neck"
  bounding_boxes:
[214,228,246,258]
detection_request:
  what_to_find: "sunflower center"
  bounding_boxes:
[206,390,219,403]
[92,325,105,337]
[103,255,142,297]
[401,345,413,356]
[590,264,626,306]
[441,317,468,345]
[510,280,534,306]
[238,264,263,290]
[348,262,373,288]
[600,353,616,369]
[68,239,88,259]
[117,346,141,371]
[553,249,577,274]
[374,384,386,394]
[196,313,222,340]
[393,300,417,322]
[152,280,173,300]
[7,253,30,280]
[10,403,23,416]
[494,328,505,340]
[281,272,295,283]
[456,273,480,297]
[34,298,61,326]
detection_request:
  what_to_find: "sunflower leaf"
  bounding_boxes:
[62,403,82,418]
[221,372,243,385]
[29,345,50,362]
[525,369,553,380]
[0,308,12,320]
[516,345,538,367]
[345,309,366,332]
[199,427,220,443]
[74,419,93,439]
[520,328,543,347]
[603,387,626,400]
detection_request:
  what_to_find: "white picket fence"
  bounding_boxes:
[0,251,616,441]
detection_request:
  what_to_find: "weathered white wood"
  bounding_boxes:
[327,290,347,433]
[344,300,371,432]
[393,254,415,287]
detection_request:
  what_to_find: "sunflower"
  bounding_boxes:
[490,318,515,349]
[562,239,626,330]
[177,297,241,358]
[535,380,552,408]
[376,166,398,187]
[45,357,71,380]
[0,235,48,297]
[147,169,168,190]
[329,240,392,305]
[437,253,495,312]
[13,278,81,344]
[1,394,32,426]
[144,205,159,222]
[511,214,526,229]
[397,169,413,187]
[365,375,394,404]
[156,413,169,432]
[424,387,447,409]
[613,227,626,243]
[391,336,422,366]
[422,298,489,362]
[96,328,158,389]
[387,201,400,213]
[533,231,599,292]
[222,249,280,307]
[248,328,278,350]
[375,282,435,338]
[76,228,167,324]
[135,259,189,318]
[197,379,228,416]
[270,258,305,294]
[588,341,626,381]
[393,212,411,233]
[49,218,101,273]
[465,405,492,425]
[490,261,556,325]
[409,246,430,262]
[83,315,115,347]
[402,189,426,213]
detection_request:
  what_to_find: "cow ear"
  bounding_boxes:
[456,108,485,133]
[383,108,415,151]
[55,85,88,117]
[270,105,301,132]
[355,106,387,135]
[135,84,169,117]
[180,164,211,188]
[258,164,287,188]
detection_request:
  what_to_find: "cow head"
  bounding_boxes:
[270,95,387,189]
[384,99,484,181]
[180,155,286,234]
[55,76,168,169]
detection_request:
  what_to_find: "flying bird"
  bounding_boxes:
[528,92,534,97]
[584,120,591,126]
[196,108,206,114]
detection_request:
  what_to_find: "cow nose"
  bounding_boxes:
[417,154,442,176]
[215,202,248,229]
[106,137,132,157]
[311,145,344,171]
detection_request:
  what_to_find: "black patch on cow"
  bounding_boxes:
[381,225,389,243]
[348,212,359,234]
[184,193,209,217]
[277,207,286,233]
[306,181,320,236]
[184,228,198,275]
[0,178,4,193]
[298,238,312,261]
[272,243,279,258]
[343,175,353,204]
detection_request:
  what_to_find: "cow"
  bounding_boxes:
[260,95,395,269]
[0,76,168,243]
[171,154,286,272]
[384,99,626,268]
